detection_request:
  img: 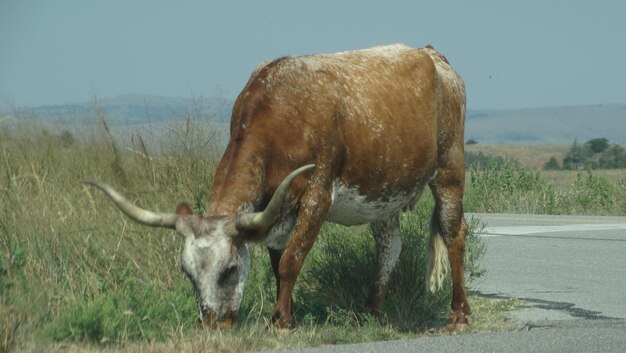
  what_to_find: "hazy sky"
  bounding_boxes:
[1,0,625,109]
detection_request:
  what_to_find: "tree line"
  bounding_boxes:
[544,138,626,170]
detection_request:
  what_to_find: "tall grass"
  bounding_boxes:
[3,112,624,351]
[466,158,626,215]
[1,116,222,348]
[1,116,488,351]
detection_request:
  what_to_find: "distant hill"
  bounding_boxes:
[2,96,625,145]
[2,94,233,125]
[466,104,626,145]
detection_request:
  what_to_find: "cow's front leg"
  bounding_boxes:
[270,183,332,328]
[366,213,402,317]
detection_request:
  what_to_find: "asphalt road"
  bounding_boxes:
[473,213,626,321]
[264,213,626,353]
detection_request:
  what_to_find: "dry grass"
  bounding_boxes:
[541,169,626,192]
[466,144,570,169]
[2,112,623,353]
[0,118,510,353]
[466,143,626,195]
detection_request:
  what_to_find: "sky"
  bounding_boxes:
[1,0,625,110]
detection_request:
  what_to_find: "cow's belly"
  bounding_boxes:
[265,180,425,250]
[326,180,423,226]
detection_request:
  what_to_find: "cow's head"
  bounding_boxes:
[85,165,314,329]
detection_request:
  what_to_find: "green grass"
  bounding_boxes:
[0,118,493,353]
[466,158,626,215]
[4,116,623,352]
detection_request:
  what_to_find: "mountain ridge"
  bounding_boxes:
[465,103,626,144]
[2,95,624,145]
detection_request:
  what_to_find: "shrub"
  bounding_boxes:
[464,151,506,170]
[586,138,609,154]
[543,156,561,170]
[45,265,197,342]
[561,168,624,215]
[562,137,626,169]
[466,159,557,214]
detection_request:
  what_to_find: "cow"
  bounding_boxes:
[86,43,470,330]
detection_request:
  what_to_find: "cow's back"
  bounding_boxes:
[229,44,465,224]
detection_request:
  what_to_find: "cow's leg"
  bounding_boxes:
[270,179,332,328]
[268,248,285,300]
[429,168,471,330]
[366,213,402,317]
[268,247,295,315]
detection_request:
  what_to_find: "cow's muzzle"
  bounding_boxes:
[198,310,237,330]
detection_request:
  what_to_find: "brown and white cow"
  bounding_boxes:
[86,43,470,330]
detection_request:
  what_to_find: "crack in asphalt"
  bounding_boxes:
[477,292,624,322]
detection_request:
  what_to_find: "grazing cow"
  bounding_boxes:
[86,43,470,330]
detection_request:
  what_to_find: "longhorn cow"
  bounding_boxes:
[86,43,470,330]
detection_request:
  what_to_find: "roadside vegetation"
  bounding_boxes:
[465,155,626,215]
[1,114,623,352]
[556,138,626,170]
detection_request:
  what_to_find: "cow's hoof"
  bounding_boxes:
[269,311,293,330]
[443,312,469,332]
[443,322,469,333]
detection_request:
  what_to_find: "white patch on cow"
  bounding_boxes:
[265,215,296,250]
[180,219,248,320]
[264,179,423,249]
[327,180,420,226]
[378,227,402,286]
[334,43,410,60]
[236,243,250,301]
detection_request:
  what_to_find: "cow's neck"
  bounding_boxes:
[205,144,266,217]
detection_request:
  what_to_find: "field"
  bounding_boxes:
[466,143,626,192]
[1,118,625,352]
[466,144,570,169]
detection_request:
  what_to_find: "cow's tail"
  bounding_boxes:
[426,211,450,293]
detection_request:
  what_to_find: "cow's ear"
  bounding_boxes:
[176,202,194,216]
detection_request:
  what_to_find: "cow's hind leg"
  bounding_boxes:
[366,213,402,317]
[428,169,471,330]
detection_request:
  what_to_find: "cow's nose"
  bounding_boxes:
[197,309,237,329]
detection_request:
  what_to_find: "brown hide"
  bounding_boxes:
[206,44,468,329]
[207,44,465,219]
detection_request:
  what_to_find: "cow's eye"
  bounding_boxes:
[218,265,238,285]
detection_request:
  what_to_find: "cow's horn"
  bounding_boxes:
[85,180,178,229]
[236,164,315,231]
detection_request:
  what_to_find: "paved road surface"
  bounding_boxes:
[474,213,626,321]
[264,213,626,353]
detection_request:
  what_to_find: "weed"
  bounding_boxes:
[561,168,625,215]
[466,159,557,214]
[45,265,197,343]
[0,242,27,352]
[466,157,625,216]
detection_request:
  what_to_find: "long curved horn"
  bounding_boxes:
[85,180,178,229]
[236,164,315,231]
